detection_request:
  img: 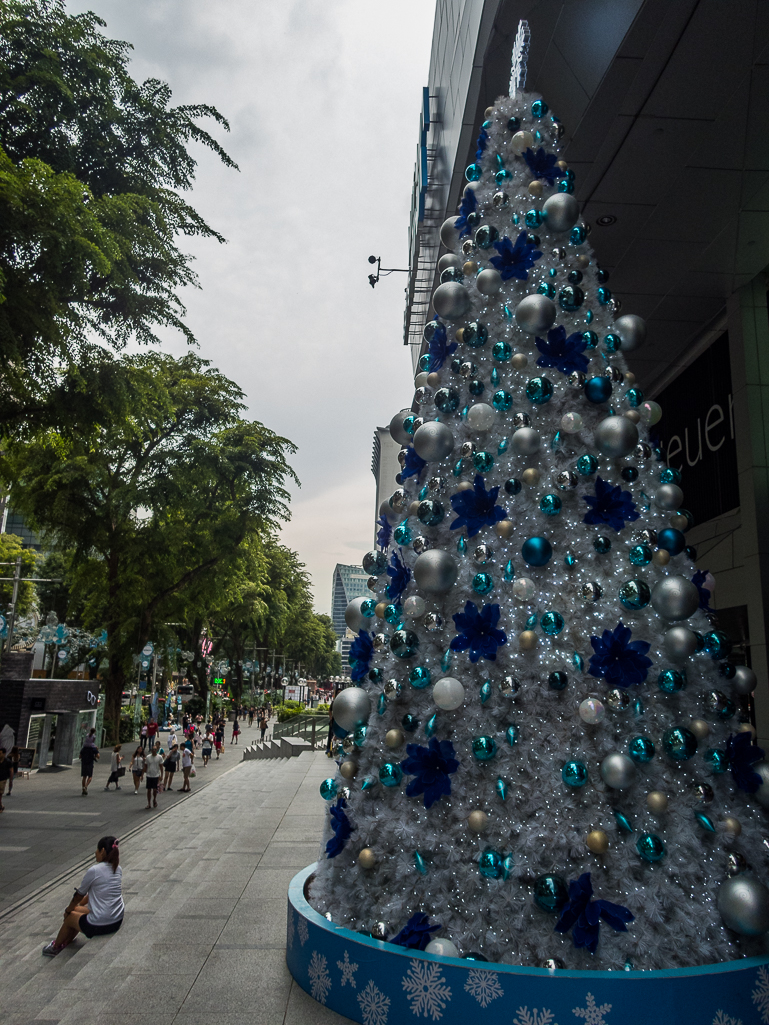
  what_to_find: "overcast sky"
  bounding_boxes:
[65,0,435,614]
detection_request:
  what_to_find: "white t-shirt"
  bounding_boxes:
[110,752,121,772]
[144,753,163,778]
[78,862,124,926]
[182,748,193,768]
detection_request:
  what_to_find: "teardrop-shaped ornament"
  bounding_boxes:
[457,536,467,555]
[377,693,387,715]
[414,850,429,874]
[425,713,438,738]
[504,305,513,322]
[496,777,508,802]
[633,699,644,718]
[480,680,492,705]
[504,560,515,581]
[614,810,633,833]
[453,459,463,478]
[490,367,500,386]
[441,649,453,672]
[497,437,509,455]
[573,651,585,672]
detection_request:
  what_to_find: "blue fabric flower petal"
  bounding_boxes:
[692,569,713,612]
[535,325,589,376]
[401,737,460,809]
[348,630,373,682]
[454,189,477,238]
[555,873,633,954]
[426,321,458,371]
[391,913,440,950]
[523,146,559,185]
[450,474,507,538]
[325,797,354,858]
[588,621,652,687]
[489,231,542,282]
[386,550,411,601]
[727,731,765,793]
[474,125,488,163]
[450,601,507,663]
[402,446,427,481]
[583,476,639,533]
[376,514,392,551]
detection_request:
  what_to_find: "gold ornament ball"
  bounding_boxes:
[738,722,757,741]
[624,372,636,385]
[511,353,528,370]
[521,468,540,487]
[467,810,488,832]
[624,410,641,424]
[586,829,609,854]
[574,253,590,269]
[556,159,568,170]
[494,519,515,539]
[385,729,405,749]
[408,501,420,517]
[528,180,544,198]
[427,372,441,389]
[519,630,538,651]
[484,105,495,118]
[339,760,357,779]
[455,327,465,343]
[669,512,688,530]
[653,549,670,567]
[689,718,711,740]
[646,791,668,815]
[455,481,474,492]
[375,602,387,619]
[463,261,478,276]
[358,847,376,870]
[722,816,742,836]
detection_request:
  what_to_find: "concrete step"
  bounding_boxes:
[241,736,313,762]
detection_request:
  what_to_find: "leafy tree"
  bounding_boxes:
[0,532,37,619]
[0,0,237,427]
[1,352,297,738]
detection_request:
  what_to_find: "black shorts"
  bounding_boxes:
[80,915,123,939]
[146,776,159,790]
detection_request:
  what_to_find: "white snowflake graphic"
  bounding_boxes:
[337,949,359,988]
[572,994,610,1025]
[713,1011,743,1025]
[753,965,769,1024]
[297,915,309,947]
[402,958,452,1020]
[358,979,391,1025]
[308,950,332,1004]
[286,908,295,949]
[513,1008,558,1025]
[464,968,503,1008]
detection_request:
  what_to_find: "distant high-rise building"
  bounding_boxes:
[372,426,403,541]
[331,563,371,671]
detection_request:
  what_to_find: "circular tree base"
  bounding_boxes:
[288,864,769,1025]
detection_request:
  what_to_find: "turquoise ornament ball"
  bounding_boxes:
[361,598,377,617]
[434,388,460,414]
[597,286,612,305]
[472,736,497,761]
[663,726,698,760]
[541,611,565,636]
[558,285,584,312]
[658,669,685,694]
[577,454,598,476]
[570,225,587,245]
[418,353,431,371]
[379,762,404,787]
[492,389,513,411]
[363,550,387,575]
[522,536,553,566]
[475,224,499,249]
[320,778,338,801]
[540,494,562,516]
[383,603,402,624]
[479,847,503,879]
[525,208,544,228]
[417,500,444,526]
[473,451,494,472]
[537,281,556,299]
[463,320,488,347]
[562,760,588,787]
[582,330,598,349]
[526,377,554,405]
[493,340,512,361]
[704,630,732,658]
[660,467,682,484]
[584,376,612,403]
[548,671,568,691]
[394,523,412,546]
[402,714,419,733]
[465,163,482,182]
[354,724,367,746]
[625,387,644,407]
[705,748,729,773]
[629,544,652,566]
[628,736,655,763]
[636,833,665,862]
[390,629,419,659]
[369,668,383,684]
[472,572,494,595]
[619,579,651,610]
[604,333,621,352]
[594,536,612,554]
[505,477,523,495]
[468,379,485,396]
[531,99,548,117]
[409,666,431,689]
[533,874,568,912]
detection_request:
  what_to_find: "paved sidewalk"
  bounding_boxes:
[0,723,261,914]
[0,750,352,1025]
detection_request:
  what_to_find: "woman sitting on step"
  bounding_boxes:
[42,836,124,957]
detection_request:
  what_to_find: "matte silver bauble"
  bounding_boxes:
[476,268,503,295]
[432,282,471,320]
[718,875,769,936]
[345,596,374,634]
[412,536,431,555]
[432,676,465,710]
[651,576,700,621]
[594,416,639,458]
[655,483,684,511]
[437,253,462,274]
[413,421,454,462]
[511,427,541,456]
[425,938,460,957]
[332,687,372,733]
[600,752,636,789]
[752,761,769,808]
[414,550,458,594]
[379,499,400,525]
[663,626,699,659]
[543,192,580,233]
[514,294,557,334]
[614,313,647,352]
[440,216,460,249]
[733,665,758,695]
[389,408,414,446]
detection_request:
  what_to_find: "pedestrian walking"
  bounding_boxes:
[259,717,268,742]
[104,745,123,791]
[231,718,240,744]
[7,745,19,795]
[214,724,224,758]
[42,836,124,957]
[80,736,100,794]
[144,743,163,809]
[140,722,148,747]
[180,744,194,792]
[201,731,213,766]
[163,744,180,790]
[247,707,254,727]
[146,718,158,747]
[129,747,145,794]
[0,749,10,812]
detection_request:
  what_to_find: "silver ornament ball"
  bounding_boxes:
[389,408,413,447]
[412,536,431,555]
[437,253,462,274]
[413,421,454,462]
[378,499,399,525]
[439,216,460,249]
[332,687,372,733]
[733,665,758,695]
[655,483,684,511]
[425,938,460,958]
[543,192,580,233]
[423,611,443,632]
[476,268,503,295]
[555,470,579,491]
[651,576,700,622]
[432,282,471,321]
[345,596,374,634]
[752,761,769,809]
[514,294,557,334]
[614,314,647,353]
[594,416,639,458]
[718,875,769,936]
[600,752,637,790]
[663,626,699,659]
[414,550,458,594]
[511,427,541,456]
[383,678,402,701]
[473,543,493,565]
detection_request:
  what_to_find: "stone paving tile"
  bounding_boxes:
[284,980,355,1024]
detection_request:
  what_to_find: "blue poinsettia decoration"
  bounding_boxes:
[454,189,477,238]
[349,630,373,682]
[427,321,458,371]
[589,622,652,687]
[727,732,765,793]
[450,474,507,538]
[387,550,411,601]
[450,601,507,662]
[523,146,560,184]
[475,125,489,162]
[402,445,427,481]
[325,797,354,858]
[692,569,713,612]
[376,514,392,551]
[391,913,440,950]
[489,231,542,281]
[401,737,460,809]
[535,325,589,376]
[555,873,634,954]
[583,477,639,532]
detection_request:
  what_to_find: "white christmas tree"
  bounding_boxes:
[309,73,769,971]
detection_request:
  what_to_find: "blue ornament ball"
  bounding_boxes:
[577,454,598,476]
[540,494,562,516]
[492,389,513,411]
[402,714,419,733]
[472,572,494,595]
[479,847,503,879]
[705,748,729,773]
[548,671,568,691]
[658,669,685,693]
[541,611,565,635]
[619,579,651,610]
[584,376,612,403]
[320,778,338,801]
[636,833,666,862]
[493,340,512,361]
[409,666,431,689]
[526,377,554,405]
[369,668,383,684]
[657,528,686,556]
[629,544,652,566]
[628,736,655,763]
[562,760,589,787]
[533,874,569,912]
[663,726,698,760]
[472,735,497,761]
[522,536,553,566]
[379,762,404,787]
